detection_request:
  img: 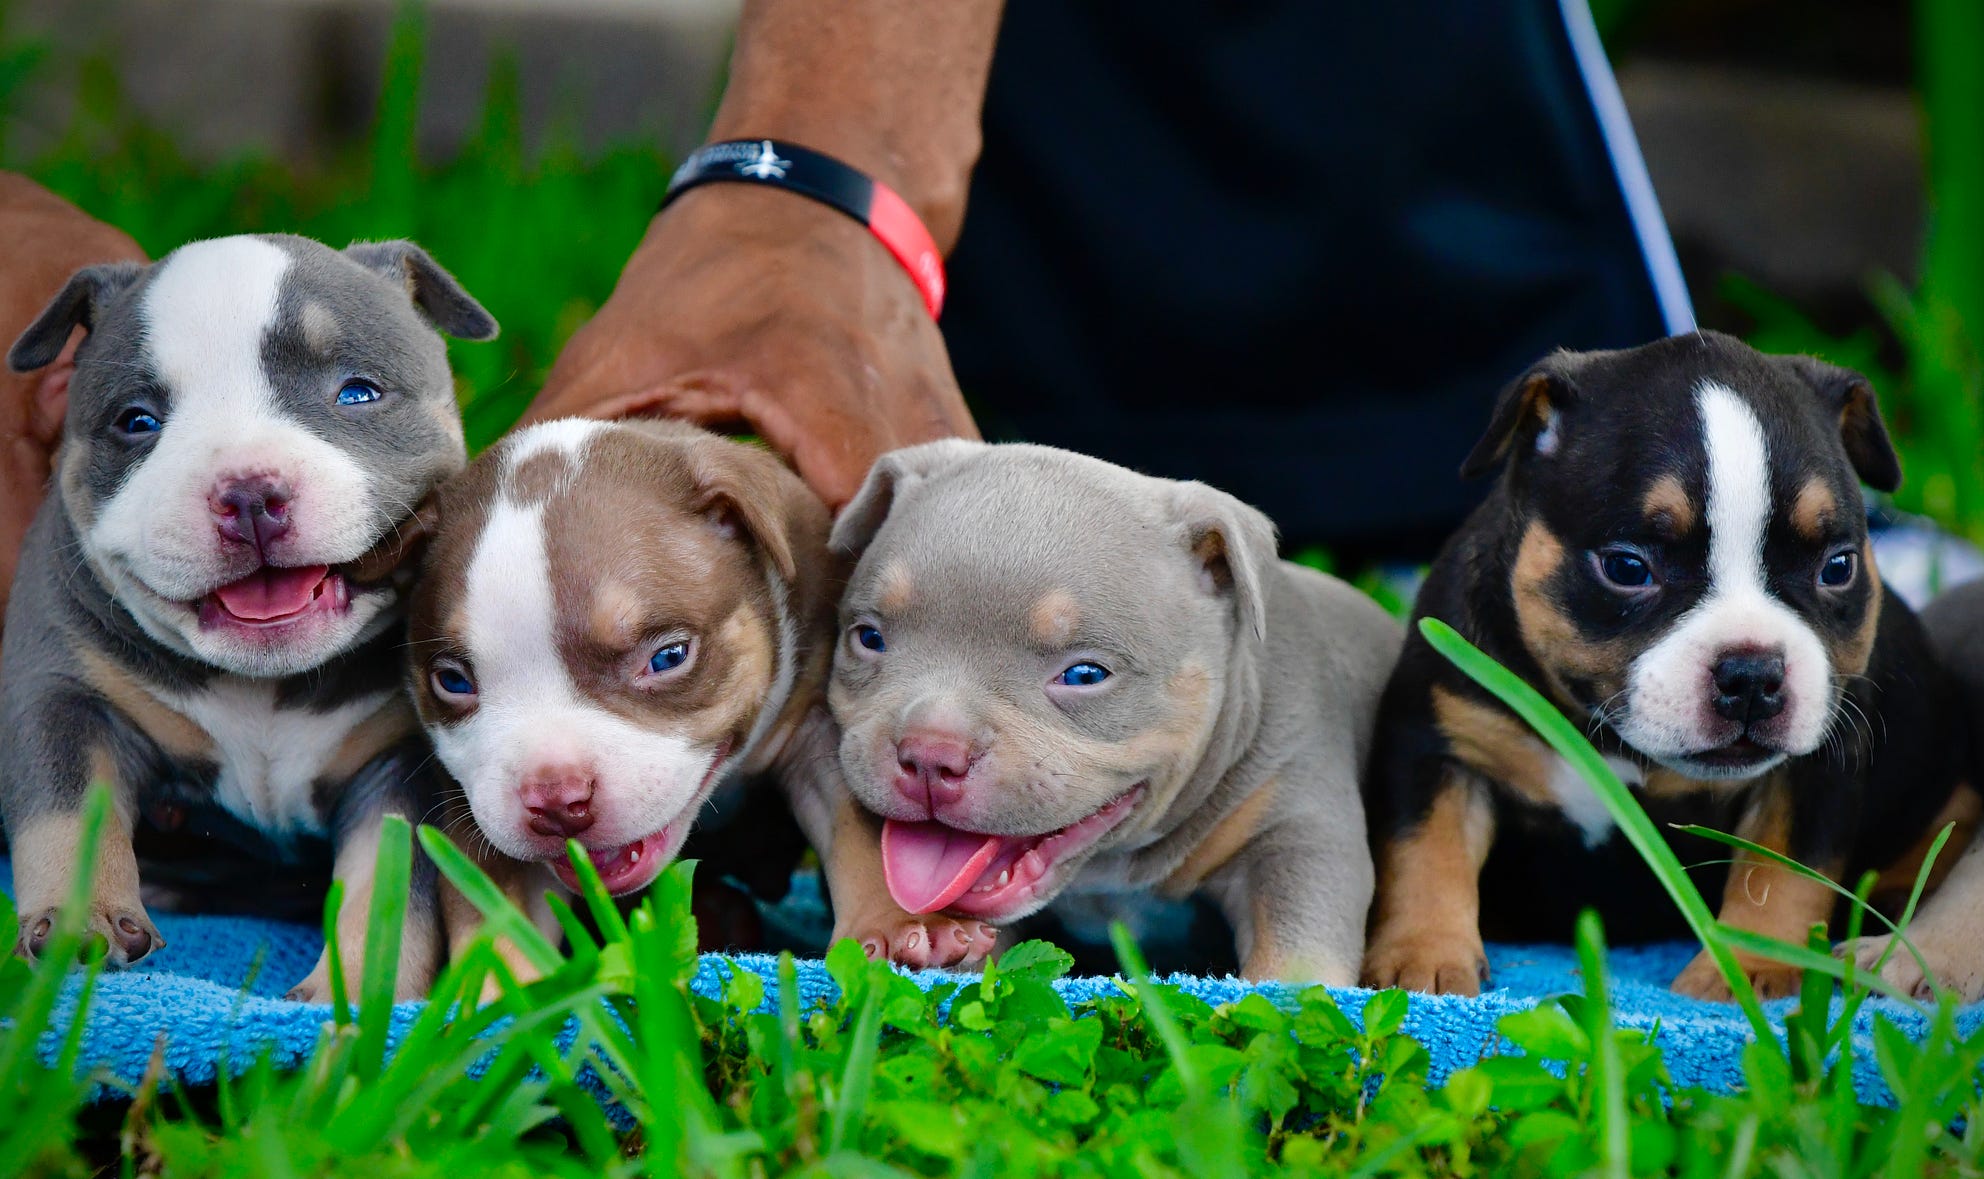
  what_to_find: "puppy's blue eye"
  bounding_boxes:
[336,380,383,406]
[1820,550,1857,588]
[1056,662,1111,687]
[649,641,690,673]
[432,665,476,698]
[855,625,886,653]
[1596,549,1654,589]
[115,406,162,436]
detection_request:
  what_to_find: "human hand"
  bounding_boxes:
[528,184,978,510]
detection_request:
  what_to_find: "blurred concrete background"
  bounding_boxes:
[2,0,1927,334]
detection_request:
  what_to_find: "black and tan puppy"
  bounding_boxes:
[1363,330,1967,1000]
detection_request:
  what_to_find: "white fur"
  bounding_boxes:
[1547,754,1643,846]
[433,492,723,860]
[1617,382,1832,773]
[83,237,388,671]
[163,680,397,836]
[503,418,607,470]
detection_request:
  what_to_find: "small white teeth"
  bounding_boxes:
[628,845,641,864]
[996,869,1010,887]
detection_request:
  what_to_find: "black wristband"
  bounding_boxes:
[664,139,876,224]
[660,139,947,319]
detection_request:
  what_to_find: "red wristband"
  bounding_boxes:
[663,139,947,320]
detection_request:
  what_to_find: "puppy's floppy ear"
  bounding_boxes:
[1461,352,1584,480]
[689,442,823,585]
[1171,481,1278,644]
[8,261,145,373]
[829,439,984,557]
[347,493,446,584]
[1777,354,1902,494]
[343,241,500,341]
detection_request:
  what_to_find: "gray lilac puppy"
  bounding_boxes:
[2,234,495,1000]
[820,440,1401,983]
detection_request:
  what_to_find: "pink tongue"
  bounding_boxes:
[213,565,330,621]
[881,819,1010,914]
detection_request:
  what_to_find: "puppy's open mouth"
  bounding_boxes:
[880,785,1145,919]
[551,829,676,896]
[197,565,349,629]
[544,740,735,898]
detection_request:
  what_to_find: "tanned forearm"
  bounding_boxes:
[707,0,1006,252]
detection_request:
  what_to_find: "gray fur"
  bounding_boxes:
[1,233,489,996]
[827,441,1402,984]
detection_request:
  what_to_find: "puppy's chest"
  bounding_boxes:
[141,679,405,835]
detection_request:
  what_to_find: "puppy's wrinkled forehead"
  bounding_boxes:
[1533,345,1871,552]
[64,235,463,519]
[851,455,1191,641]
[419,421,773,659]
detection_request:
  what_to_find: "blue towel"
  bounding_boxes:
[6,857,1976,1106]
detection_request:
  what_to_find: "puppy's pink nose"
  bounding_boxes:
[521,768,596,838]
[895,733,975,807]
[211,476,293,555]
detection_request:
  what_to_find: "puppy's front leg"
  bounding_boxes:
[287,751,443,1004]
[1360,770,1495,995]
[1672,783,1839,1001]
[1198,794,1373,987]
[1840,785,1984,1002]
[436,813,560,1005]
[5,708,162,966]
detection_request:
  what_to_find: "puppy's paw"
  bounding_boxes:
[839,914,997,971]
[1670,950,1801,1001]
[284,966,334,1007]
[1839,933,1984,1004]
[16,904,164,968]
[1359,932,1488,996]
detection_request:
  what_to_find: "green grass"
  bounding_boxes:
[7,627,1984,1176]
[1724,0,1984,549]
[4,4,1984,1173]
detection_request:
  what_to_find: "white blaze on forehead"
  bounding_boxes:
[1616,381,1833,770]
[433,493,722,861]
[86,236,377,601]
[1699,382,1773,595]
[503,418,609,469]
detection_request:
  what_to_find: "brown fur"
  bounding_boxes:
[1430,686,1557,809]
[1361,774,1495,995]
[1792,478,1838,541]
[1641,474,1695,537]
[1510,521,1628,711]
[74,648,214,762]
[1672,780,1837,999]
[1028,590,1081,647]
[875,560,915,616]
[1162,777,1277,896]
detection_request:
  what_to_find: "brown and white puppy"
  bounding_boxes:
[405,418,845,970]
[818,440,1402,983]
[1840,578,1984,1002]
[1363,331,1969,1001]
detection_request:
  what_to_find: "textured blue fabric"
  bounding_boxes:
[7,857,1976,1105]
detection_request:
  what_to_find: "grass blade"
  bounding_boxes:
[353,816,412,1079]
[1576,912,1630,1179]
[826,966,884,1155]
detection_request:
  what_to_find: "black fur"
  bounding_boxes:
[1367,331,1964,949]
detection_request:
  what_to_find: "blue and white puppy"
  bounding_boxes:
[2,234,495,1000]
